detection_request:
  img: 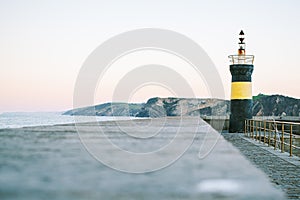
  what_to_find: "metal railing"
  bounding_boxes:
[228,55,254,65]
[244,119,300,157]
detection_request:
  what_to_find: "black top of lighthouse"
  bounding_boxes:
[229,30,254,65]
[239,30,245,43]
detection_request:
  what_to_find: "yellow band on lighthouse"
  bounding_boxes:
[231,82,252,100]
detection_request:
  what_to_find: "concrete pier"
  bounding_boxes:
[223,133,300,199]
[0,117,284,199]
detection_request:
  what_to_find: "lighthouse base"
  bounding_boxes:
[229,99,252,133]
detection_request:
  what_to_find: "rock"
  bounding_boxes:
[252,94,300,116]
[63,103,143,117]
[63,95,300,118]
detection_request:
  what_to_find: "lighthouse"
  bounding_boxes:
[228,30,254,133]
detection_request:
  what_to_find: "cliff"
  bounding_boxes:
[63,103,143,117]
[63,97,230,117]
[135,97,230,117]
[252,94,300,117]
[63,95,300,117]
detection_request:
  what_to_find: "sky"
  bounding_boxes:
[0,0,300,112]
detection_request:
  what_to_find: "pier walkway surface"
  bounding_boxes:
[223,133,300,199]
[0,117,284,200]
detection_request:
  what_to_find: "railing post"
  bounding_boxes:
[281,123,284,153]
[255,121,258,141]
[258,121,261,143]
[244,120,246,135]
[253,120,255,140]
[253,120,256,140]
[252,120,254,139]
[290,124,293,157]
[263,121,266,144]
[247,120,250,137]
[274,123,277,150]
[268,122,272,146]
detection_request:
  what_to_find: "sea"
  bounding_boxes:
[0,112,132,129]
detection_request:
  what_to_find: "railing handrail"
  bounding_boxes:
[244,118,300,157]
[246,118,300,126]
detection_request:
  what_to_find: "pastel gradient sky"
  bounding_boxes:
[0,0,300,112]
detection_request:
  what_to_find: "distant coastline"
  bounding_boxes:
[64,94,300,118]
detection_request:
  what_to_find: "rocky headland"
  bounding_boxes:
[63,94,300,118]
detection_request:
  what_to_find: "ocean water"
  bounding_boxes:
[0,112,132,129]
